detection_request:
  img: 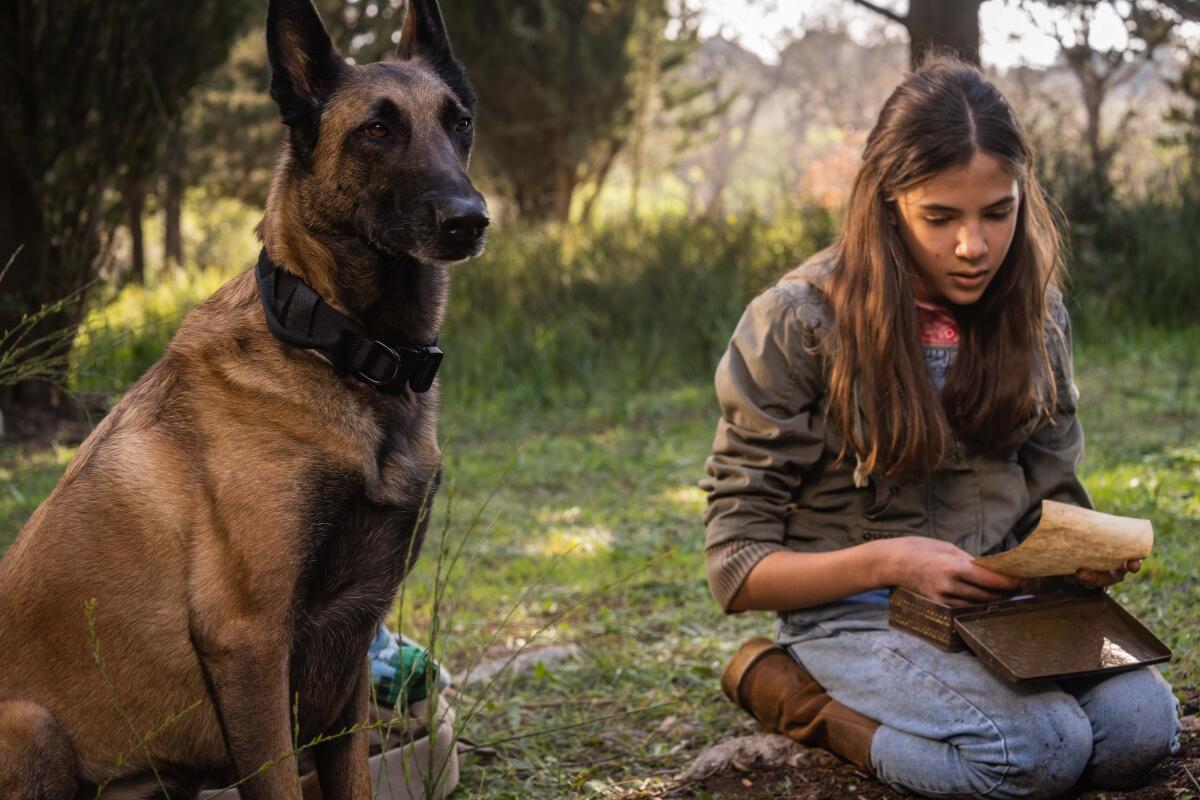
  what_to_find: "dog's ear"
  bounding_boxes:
[396,0,475,110]
[267,0,345,157]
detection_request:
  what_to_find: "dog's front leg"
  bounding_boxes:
[194,622,303,800]
[311,658,373,800]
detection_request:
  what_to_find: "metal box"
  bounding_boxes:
[888,585,1171,683]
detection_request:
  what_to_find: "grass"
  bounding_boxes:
[0,442,74,554]
[4,330,1196,798]
[397,331,1200,798]
[3,190,1197,797]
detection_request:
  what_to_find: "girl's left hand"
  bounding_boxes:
[1074,559,1142,589]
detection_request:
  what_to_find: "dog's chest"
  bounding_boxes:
[285,415,441,723]
[296,454,440,624]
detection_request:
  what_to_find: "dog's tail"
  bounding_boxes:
[0,699,79,799]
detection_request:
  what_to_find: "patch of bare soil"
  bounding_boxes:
[661,719,1199,800]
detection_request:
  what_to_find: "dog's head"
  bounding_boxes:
[265,0,487,264]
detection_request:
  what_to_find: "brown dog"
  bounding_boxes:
[0,0,486,797]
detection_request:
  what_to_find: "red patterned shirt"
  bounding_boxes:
[917,300,959,391]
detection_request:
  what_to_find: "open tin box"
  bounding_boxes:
[889,580,1172,683]
[888,500,1172,683]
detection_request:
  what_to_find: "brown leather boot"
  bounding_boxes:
[722,637,879,775]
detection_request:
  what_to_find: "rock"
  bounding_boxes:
[679,734,834,783]
[461,644,582,685]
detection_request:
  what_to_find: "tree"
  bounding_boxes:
[182,0,711,226]
[1025,0,1178,215]
[183,0,441,211]
[0,0,254,407]
[1164,35,1200,188]
[441,0,678,223]
[184,28,282,210]
[850,0,984,68]
[668,38,776,220]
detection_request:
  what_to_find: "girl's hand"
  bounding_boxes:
[1074,559,1142,589]
[879,537,1025,607]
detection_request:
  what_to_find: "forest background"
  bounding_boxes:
[1,0,1198,797]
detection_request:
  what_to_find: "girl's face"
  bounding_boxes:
[893,151,1020,306]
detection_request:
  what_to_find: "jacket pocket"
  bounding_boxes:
[931,447,983,552]
[857,472,928,542]
[976,458,1031,555]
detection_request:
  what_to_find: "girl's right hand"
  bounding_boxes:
[879,537,1025,606]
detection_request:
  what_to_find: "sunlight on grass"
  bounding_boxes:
[523,524,614,557]
[5,314,1197,797]
[525,507,615,556]
[656,485,707,515]
[70,266,238,394]
[0,444,76,553]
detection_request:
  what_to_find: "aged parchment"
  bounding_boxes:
[974,500,1153,578]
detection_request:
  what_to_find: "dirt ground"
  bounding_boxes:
[663,704,1200,800]
[670,741,1198,799]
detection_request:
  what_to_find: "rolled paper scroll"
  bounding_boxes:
[974,500,1153,578]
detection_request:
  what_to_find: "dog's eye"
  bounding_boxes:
[454,117,473,134]
[365,122,389,139]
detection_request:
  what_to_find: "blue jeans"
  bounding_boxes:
[776,598,1181,799]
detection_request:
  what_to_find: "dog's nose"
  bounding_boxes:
[436,198,489,241]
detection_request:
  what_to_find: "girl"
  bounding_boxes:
[702,58,1180,799]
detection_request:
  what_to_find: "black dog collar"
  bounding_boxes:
[255,249,443,394]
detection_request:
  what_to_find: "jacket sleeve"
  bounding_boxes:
[1016,298,1093,536]
[700,285,828,613]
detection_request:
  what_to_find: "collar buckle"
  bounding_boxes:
[354,339,403,387]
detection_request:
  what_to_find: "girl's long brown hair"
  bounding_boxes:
[825,57,1062,478]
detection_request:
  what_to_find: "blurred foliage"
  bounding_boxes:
[64,195,839,411]
[184,31,280,209]
[62,181,1200,409]
[1026,0,1183,216]
[440,0,715,223]
[183,0,718,223]
[1164,47,1200,183]
[1032,107,1200,331]
[851,0,984,68]
[0,248,86,392]
[68,193,259,393]
[441,208,838,412]
[0,0,256,388]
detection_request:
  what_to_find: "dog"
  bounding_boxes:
[0,0,486,796]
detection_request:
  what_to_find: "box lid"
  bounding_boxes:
[952,593,1171,683]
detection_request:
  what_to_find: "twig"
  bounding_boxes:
[848,0,907,26]
[1185,762,1200,792]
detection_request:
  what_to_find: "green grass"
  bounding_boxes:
[6,333,1196,798]
[0,443,74,554]
[394,332,1200,797]
[7,185,1200,793]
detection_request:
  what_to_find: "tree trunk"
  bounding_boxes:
[515,162,578,223]
[0,139,46,340]
[905,0,982,69]
[124,175,146,285]
[0,138,95,420]
[164,140,184,267]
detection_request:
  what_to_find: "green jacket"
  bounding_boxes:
[701,253,1090,613]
